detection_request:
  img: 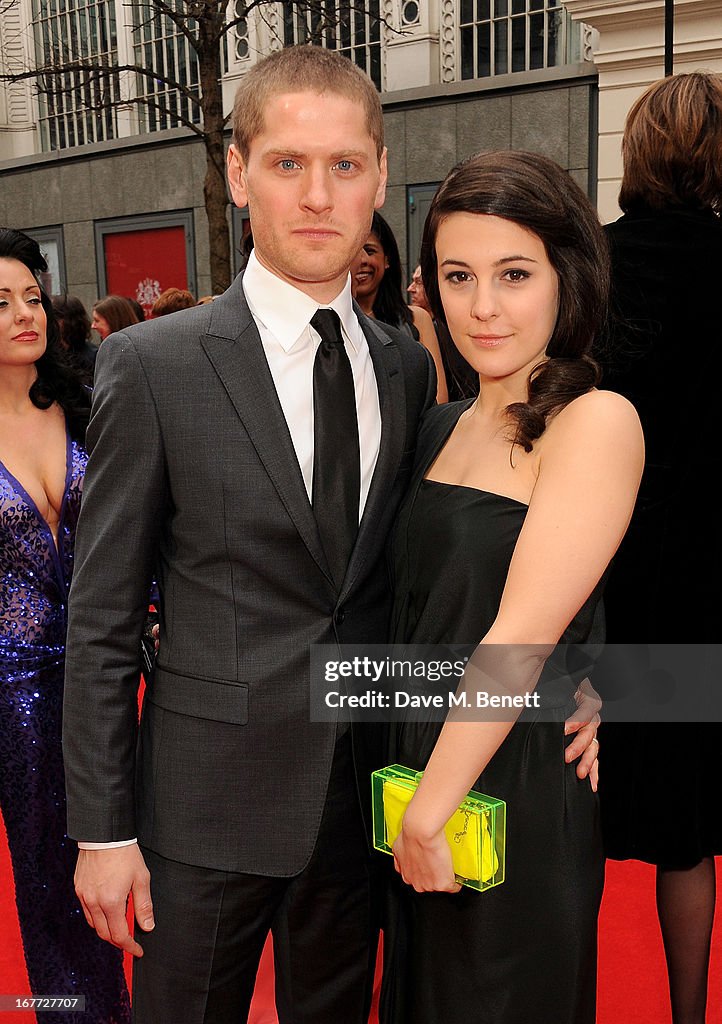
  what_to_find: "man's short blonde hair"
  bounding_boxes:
[232,45,384,161]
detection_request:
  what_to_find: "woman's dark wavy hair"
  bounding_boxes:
[0,228,90,441]
[421,150,609,452]
[368,212,416,333]
[52,294,92,351]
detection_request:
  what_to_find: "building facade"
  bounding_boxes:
[5,2,716,309]
[0,0,602,307]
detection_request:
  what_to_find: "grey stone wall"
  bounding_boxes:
[0,79,594,304]
[0,134,212,308]
[382,81,594,273]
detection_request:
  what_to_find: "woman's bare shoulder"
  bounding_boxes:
[536,389,644,477]
[548,388,641,438]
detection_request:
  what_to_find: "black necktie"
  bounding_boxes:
[311,308,360,590]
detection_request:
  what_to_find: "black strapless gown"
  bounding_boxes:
[380,402,605,1024]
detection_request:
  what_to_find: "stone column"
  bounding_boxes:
[113,0,139,138]
[0,0,39,159]
[384,0,440,91]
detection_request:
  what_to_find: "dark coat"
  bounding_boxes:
[601,205,722,642]
[598,205,722,868]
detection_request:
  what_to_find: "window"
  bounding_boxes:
[23,226,66,295]
[282,2,382,90]
[459,0,581,80]
[94,212,197,317]
[130,2,202,133]
[31,0,121,150]
[406,183,439,283]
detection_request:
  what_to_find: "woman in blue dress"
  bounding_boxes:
[0,228,130,1023]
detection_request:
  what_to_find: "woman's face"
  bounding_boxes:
[0,258,47,369]
[350,231,389,303]
[435,213,559,386]
[407,264,430,313]
[91,309,111,340]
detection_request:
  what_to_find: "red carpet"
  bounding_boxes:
[1,820,720,1022]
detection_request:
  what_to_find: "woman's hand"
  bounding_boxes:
[392,822,461,895]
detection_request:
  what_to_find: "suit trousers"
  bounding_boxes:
[131,730,376,1024]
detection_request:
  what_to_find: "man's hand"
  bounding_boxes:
[74,845,154,957]
[564,679,601,791]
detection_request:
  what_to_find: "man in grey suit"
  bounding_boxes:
[63,43,599,1024]
[63,45,434,1024]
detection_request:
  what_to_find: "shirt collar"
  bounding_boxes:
[242,250,361,354]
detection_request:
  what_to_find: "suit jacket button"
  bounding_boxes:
[334,608,345,625]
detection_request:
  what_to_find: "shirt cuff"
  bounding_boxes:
[77,838,138,850]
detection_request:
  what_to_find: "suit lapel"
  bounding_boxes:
[339,312,406,602]
[201,275,333,586]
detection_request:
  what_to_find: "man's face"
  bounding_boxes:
[227,91,387,303]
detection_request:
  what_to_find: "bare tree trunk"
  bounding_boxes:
[198,27,230,293]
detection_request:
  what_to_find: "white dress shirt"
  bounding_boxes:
[79,252,382,849]
[243,251,381,519]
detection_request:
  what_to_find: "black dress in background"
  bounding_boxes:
[380,402,605,1024]
[598,205,722,869]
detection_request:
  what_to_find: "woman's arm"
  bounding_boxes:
[411,305,449,404]
[393,389,644,892]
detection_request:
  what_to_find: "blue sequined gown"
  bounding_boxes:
[0,428,131,1024]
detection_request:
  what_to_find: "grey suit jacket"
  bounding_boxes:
[62,272,435,875]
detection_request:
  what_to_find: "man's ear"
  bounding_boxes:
[374,147,388,210]
[227,144,249,208]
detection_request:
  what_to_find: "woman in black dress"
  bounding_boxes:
[381,152,644,1024]
[598,72,722,1024]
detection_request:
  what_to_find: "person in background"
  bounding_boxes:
[125,297,146,323]
[381,151,643,1024]
[406,263,431,314]
[597,71,722,1024]
[52,294,97,387]
[0,228,130,1024]
[195,294,217,305]
[150,287,196,318]
[408,260,478,401]
[239,226,255,269]
[91,295,140,341]
[351,211,449,403]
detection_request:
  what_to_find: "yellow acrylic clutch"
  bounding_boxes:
[371,764,506,892]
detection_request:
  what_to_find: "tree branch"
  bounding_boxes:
[124,0,202,53]
[124,94,205,136]
[1,61,202,110]
[217,0,279,39]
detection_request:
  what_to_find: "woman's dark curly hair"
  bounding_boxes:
[0,228,90,441]
[52,294,92,351]
[367,212,416,334]
[421,151,609,452]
